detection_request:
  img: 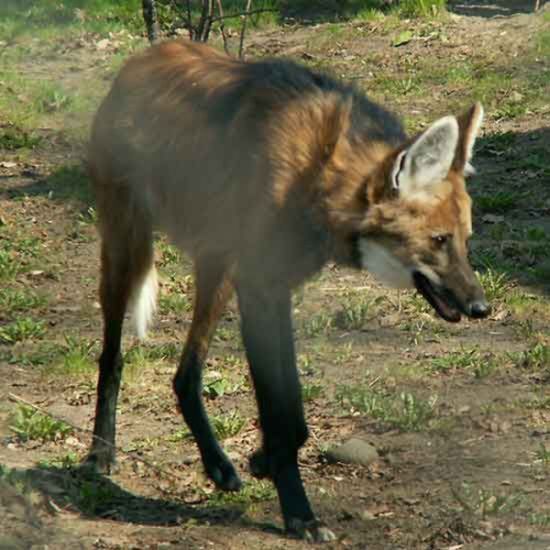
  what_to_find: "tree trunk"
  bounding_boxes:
[142,0,160,44]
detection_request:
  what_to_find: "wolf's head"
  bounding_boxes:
[353,103,488,322]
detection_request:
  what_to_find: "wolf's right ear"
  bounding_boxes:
[453,102,484,176]
[391,116,459,202]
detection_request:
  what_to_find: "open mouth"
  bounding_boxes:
[413,271,462,323]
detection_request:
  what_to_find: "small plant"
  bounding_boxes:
[302,312,332,338]
[525,227,547,242]
[0,249,19,281]
[168,426,192,442]
[10,404,72,442]
[529,513,550,527]
[0,288,46,312]
[57,335,97,375]
[451,483,524,519]
[0,317,45,343]
[159,292,192,314]
[513,343,550,371]
[397,0,447,18]
[203,372,244,399]
[0,127,41,150]
[211,412,245,439]
[431,348,496,378]
[431,348,479,373]
[334,296,379,331]
[534,443,550,466]
[145,342,181,361]
[35,84,72,113]
[205,479,275,509]
[302,383,323,402]
[336,385,437,432]
[477,268,510,303]
[476,192,518,214]
[39,451,79,469]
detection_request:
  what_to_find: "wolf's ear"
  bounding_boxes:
[391,116,459,201]
[453,102,484,176]
[320,95,353,160]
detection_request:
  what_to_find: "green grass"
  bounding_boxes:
[302,311,333,338]
[211,412,246,439]
[396,0,446,17]
[159,292,192,315]
[534,443,550,467]
[203,373,245,399]
[430,348,497,378]
[337,384,437,431]
[451,483,524,519]
[0,250,21,281]
[0,318,46,343]
[0,126,42,150]
[38,451,80,470]
[0,288,47,313]
[333,295,381,331]
[477,268,510,303]
[476,192,518,214]
[10,404,72,442]
[512,343,550,373]
[0,0,144,39]
[0,229,42,282]
[205,479,276,509]
[302,383,323,402]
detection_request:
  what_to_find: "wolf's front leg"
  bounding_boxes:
[236,281,336,543]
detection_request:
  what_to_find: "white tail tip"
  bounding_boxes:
[131,265,158,340]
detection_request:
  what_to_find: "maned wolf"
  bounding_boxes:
[86,39,490,542]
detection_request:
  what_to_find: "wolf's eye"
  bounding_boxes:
[432,234,451,247]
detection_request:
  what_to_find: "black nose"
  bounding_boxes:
[468,300,491,319]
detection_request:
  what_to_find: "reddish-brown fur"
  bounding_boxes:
[87,39,487,541]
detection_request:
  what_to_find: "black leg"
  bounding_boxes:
[86,322,124,472]
[237,282,335,542]
[173,258,241,491]
[85,245,136,473]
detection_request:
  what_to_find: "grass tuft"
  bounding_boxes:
[10,404,72,442]
[337,384,437,431]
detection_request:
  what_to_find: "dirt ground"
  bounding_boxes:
[1,2,549,549]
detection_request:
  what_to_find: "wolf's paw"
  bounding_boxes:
[205,454,242,492]
[286,518,336,543]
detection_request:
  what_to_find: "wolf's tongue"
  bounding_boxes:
[412,272,461,323]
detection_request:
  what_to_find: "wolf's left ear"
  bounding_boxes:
[391,116,459,201]
[452,102,484,176]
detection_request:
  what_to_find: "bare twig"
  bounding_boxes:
[202,0,215,43]
[239,0,253,59]
[215,0,229,54]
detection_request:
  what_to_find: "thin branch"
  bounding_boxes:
[239,0,253,59]
[183,0,194,40]
[215,0,230,54]
[202,0,215,42]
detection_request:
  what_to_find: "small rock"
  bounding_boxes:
[325,438,379,466]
